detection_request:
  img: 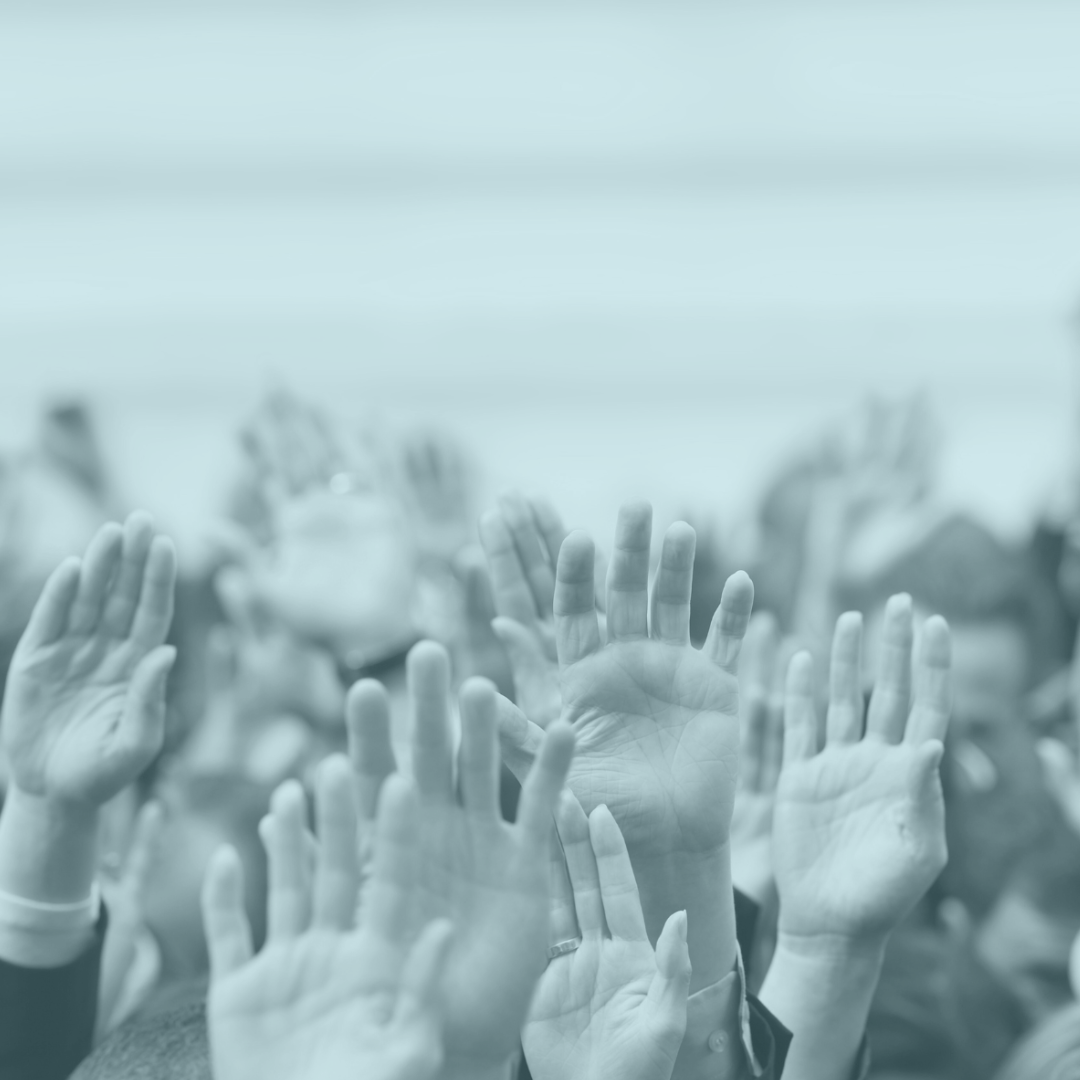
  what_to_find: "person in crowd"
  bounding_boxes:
[4,387,1080,1080]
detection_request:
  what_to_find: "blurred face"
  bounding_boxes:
[863,607,1027,733]
[949,621,1028,732]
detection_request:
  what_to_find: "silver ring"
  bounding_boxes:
[547,937,582,960]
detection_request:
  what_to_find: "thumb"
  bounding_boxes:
[911,738,945,792]
[494,692,545,783]
[117,645,175,772]
[647,910,691,1037]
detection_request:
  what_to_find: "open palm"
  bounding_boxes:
[561,642,740,856]
[204,759,454,1080]
[346,643,574,1070]
[497,501,753,860]
[2,514,177,806]
[773,601,952,942]
[524,797,690,1080]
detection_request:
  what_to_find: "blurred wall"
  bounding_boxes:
[2,1,1079,558]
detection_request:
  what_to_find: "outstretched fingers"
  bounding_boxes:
[101,512,156,638]
[201,845,254,980]
[588,804,648,942]
[826,612,865,745]
[312,755,361,931]
[458,678,501,819]
[606,500,652,642]
[67,523,124,636]
[264,780,311,941]
[408,642,455,805]
[866,594,914,743]
[554,792,606,937]
[499,491,557,618]
[128,535,178,652]
[650,522,696,645]
[553,531,602,667]
[366,774,421,944]
[905,615,952,745]
[529,496,568,574]
[21,556,82,648]
[479,509,539,627]
[346,679,398,824]
[515,721,575,845]
[703,571,755,675]
[783,652,819,765]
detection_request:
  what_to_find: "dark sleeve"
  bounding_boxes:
[0,909,107,1080]
[746,993,792,1080]
[733,888,759,958]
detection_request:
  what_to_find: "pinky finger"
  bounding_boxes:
[201,845,254,980]
[906,616,952,745]
[21,557,81,648]
[703,572,755,675]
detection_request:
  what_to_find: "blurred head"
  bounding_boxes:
[839,515,1069,915]
[72,1001,210,1080]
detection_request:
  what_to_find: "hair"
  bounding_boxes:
[71,1000,211,1080]
[993,1002,1080,1080]
[836,513,1071,687]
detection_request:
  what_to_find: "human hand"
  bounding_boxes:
[203,755,455,1080]
[1,513,177,808]
[730,612,784,905]
[478,492,567,728]
[228,391,419,666]
[346,643,575,1074]
[498,500,753,860]
[523,794,691,1080]
[773,598,952,947]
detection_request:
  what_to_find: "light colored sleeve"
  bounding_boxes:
[0,882,99,968]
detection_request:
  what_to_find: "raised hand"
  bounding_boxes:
[772,597,952,943]
[730,612,784,904]
[498,500,753,860]
[346,642,574,1077]
[523,794,691,1080]
[478,492,567,727]
[2,513,177,807]
[203,756,454,1080]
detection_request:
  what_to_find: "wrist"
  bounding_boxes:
[0,784,100,904]
[773,927,887,975]
[632,843,738,993]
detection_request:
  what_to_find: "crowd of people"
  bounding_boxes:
[1,389,1079,1080]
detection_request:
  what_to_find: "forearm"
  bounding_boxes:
[632,843,738,994]
[759,932,884,1080]
[0,786,99,966]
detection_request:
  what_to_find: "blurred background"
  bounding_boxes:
[6,7,1080,1074]
[3,0,1080,563]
